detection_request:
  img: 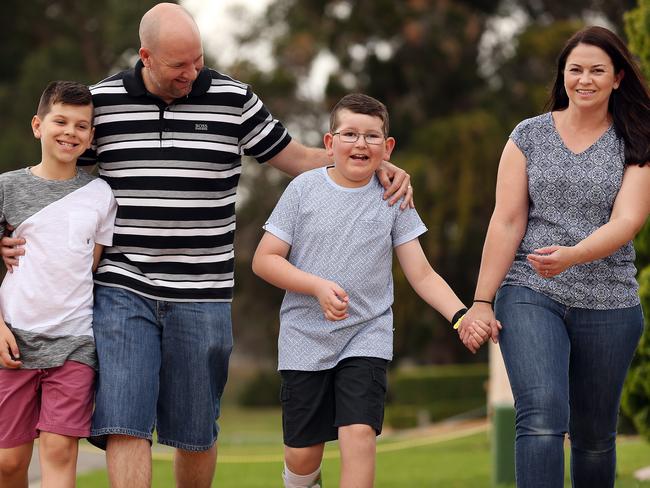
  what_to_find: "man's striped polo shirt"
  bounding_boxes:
[80,60,291,301]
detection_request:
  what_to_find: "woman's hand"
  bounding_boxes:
[527,245,583,278]
[457,303,502,353]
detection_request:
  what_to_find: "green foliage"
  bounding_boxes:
[625,0,650,79]
[0,0,162,172]
[514,0,637,32]
[232,1,634,365]
[1,0,637,367]
[489,20,585,120]
[621,0,650,443]
[390,111,504,361]
[621,268,650,441]
[236,363,488,425]
[238,370,282,407]
[75,406,650,487]
[385,364,488,427]
[388,363,488,402]
[385,398,485,429]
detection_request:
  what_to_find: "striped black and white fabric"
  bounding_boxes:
[80,60,292,301]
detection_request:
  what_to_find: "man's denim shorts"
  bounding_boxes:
[89,285,233,451]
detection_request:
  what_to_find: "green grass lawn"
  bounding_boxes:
[76,407,650,487]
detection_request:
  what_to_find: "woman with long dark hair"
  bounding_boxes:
[459,26,650,487]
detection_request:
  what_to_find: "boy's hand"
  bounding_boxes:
[0,322,21,368]
[1,230,25,273]
[376,161,414,209]
[458,319,491,354]
[457,303,501,353]
[314,279,349,321]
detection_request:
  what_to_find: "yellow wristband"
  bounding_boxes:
[453,313,466,330]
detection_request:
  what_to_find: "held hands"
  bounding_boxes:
[314,279,349,321]
[457,304,502,354]
[376,161,414,209]
[527,245,582,278]
[0,320,21,368]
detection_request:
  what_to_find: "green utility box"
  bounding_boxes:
[492,404,516,486]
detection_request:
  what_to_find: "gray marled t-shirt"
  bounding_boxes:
[502,112,638,309]
[0,167,117,369]
[264,167,427,370]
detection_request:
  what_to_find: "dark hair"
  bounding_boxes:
[546,26,650,166]
[37,81,93,118]
[329,93,390,136]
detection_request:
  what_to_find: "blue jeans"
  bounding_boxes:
[496,285,643,488]
[90,285,233,451]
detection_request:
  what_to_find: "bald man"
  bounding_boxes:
[2,3,411,487]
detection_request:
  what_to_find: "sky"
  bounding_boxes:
[183,0,274,70]
[182,0,337,101]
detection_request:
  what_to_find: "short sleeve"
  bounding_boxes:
[509,119,531,157]
[392,206,427,247]
[239,86,292,164]
[95,183,117,246]
[262,178,302,245]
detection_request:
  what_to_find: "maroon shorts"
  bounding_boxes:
[0,360,95,448]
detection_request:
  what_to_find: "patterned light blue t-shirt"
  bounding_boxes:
[264,167,427,371]
[502,112,638,309]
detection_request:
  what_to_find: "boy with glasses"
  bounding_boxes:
[253,93,482,487]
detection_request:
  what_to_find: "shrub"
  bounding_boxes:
[621,267,650,441]
[238,370,282,407]
[385,364,488,428]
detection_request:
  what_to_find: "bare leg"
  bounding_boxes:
[339,424,375,488]
[39,432,78,488]
[106,435,151,488]
[0,442,32,488]
[283,444,324,487]
[175,444,217,488]
[284,443,324,476]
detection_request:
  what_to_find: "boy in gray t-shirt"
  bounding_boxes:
[0,81,116,487]
[253,94,468,488]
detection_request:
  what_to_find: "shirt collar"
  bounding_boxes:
[123,59,212,101]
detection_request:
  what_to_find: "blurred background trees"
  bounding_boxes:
[223,0,641,366]
[620,0,650,442]
[0,0,160,174]
[0,0,646,372]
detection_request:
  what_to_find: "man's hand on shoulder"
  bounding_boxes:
[1,230,26,273]
[376,161,414,209]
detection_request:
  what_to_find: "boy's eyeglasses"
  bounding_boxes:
[332,131,385,145]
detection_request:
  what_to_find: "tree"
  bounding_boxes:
[229,0,635,364]
[620,0,650,442]
[0,0,163,172]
